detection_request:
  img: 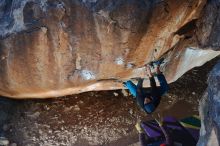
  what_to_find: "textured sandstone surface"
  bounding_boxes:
[0,0,220,98]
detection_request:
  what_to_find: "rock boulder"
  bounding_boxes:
[0,0,220,98]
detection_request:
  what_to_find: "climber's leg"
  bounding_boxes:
[136,78,146,109]
[123,80,137,97]
[155,65,169,96]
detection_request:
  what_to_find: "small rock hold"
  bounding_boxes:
[113,92,119,96]
[192,92,196,95]
[32,136,36,141]
[27,111,40,119]
[61,127,64,130]
[0,137,9,146]
[1,56,6,60]
[39,129,43,134]
[122,129,127,135]
[79,100,84,104]
[129,109,133,115]
[74,105,80,111]
[99,109,104,113]
[44,105,50,110]
[126,63,135,69]
[41,27,47,34]
[121,89,129,97]
[64,106,73,112]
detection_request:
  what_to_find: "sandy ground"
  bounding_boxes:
[0,57,219,146]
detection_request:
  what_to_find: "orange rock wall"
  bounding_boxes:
[0,0,220,98]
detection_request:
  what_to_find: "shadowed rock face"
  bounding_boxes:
[0,0,220,98]
[198,60,220,146]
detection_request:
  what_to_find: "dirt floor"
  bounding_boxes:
[0,57,219,146]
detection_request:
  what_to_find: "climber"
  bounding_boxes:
[123,59,169,114]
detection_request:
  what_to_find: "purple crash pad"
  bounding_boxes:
[163,116,182,130]
[140,116,200,146]
[185,128,200,141]
[141,120,162,138]
[141,116,196,139]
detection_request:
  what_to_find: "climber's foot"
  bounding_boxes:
[148,61,154,68]
[153,58,165,66]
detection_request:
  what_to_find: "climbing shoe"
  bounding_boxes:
[148,58,165,68]
[148,61,154,67]
[153,58,165,66]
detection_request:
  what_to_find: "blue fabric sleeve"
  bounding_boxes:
[124,80,137,97]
